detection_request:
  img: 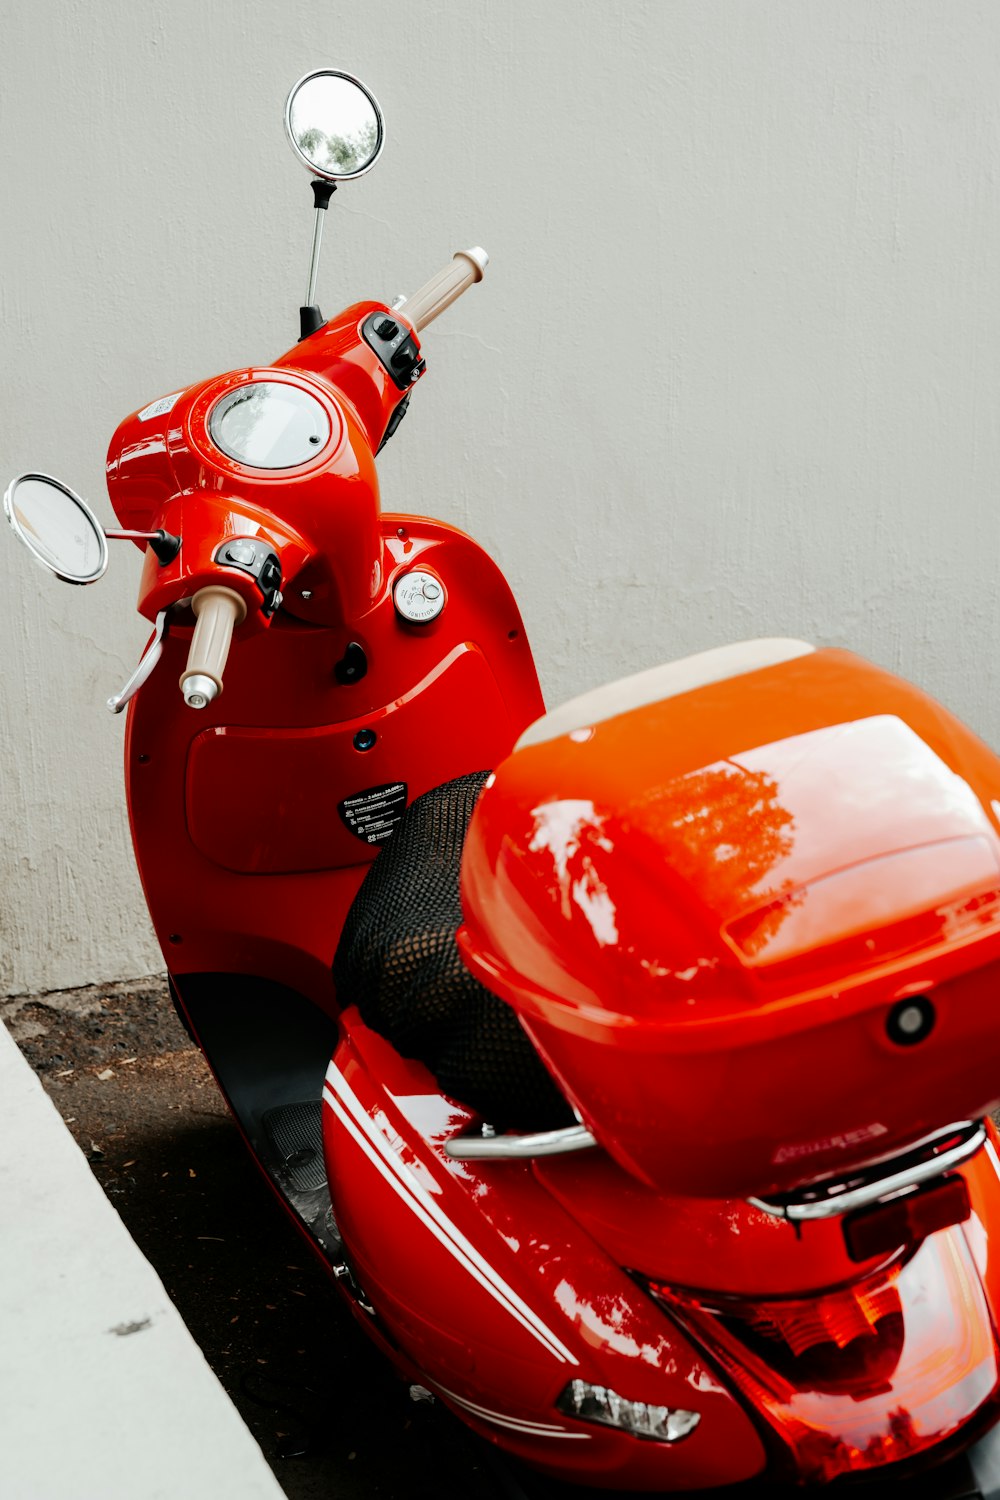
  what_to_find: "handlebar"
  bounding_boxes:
[180,586,246,708]
[175,253,487,707]
[398,247,489,332]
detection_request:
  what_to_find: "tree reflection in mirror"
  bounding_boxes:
[297,118,378,176]
[285,71,383,181]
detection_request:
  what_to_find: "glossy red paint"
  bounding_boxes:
[124,514,541,1003]
[322,1018,1000,1488]
[110,373,378,627]
[103,296,1000,1490]
[272,302,415,452]
[538,1130,1000,1301]
[535,1151,881,1298]
[115,309,542,1006]
[323,1018,768,1490]
[459,648,1000,1199]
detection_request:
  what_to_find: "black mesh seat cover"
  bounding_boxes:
[333,771,574,1130]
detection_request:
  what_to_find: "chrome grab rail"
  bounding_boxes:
[749,1121,986,1223]
[444,1123,597,1161]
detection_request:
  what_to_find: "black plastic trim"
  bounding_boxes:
[299,304,327,340]
[310,179,337,211]
[173,973,336,1151]
[361,310,425,390]
[377,394,411,454]
[171,972,340,1254]
[212,539,282,615]
[334,640,368,685]
[149,529,181,565]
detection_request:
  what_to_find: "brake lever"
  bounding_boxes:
[107,609,169,714]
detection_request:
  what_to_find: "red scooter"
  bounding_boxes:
[10,68,1000,1495]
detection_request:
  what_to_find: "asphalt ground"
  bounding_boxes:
[3,978,510,1500]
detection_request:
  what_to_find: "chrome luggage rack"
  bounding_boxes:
[748,1120,987,1223]
[444,1121,597,1161]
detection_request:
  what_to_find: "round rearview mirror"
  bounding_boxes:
[284,69,384,182]
[4,473,108,584]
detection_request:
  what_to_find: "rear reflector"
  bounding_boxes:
[844,1176,971,1263]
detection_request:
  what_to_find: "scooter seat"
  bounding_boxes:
[333,771,573,1130]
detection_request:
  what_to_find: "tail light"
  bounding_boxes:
[648,1227,998,1484]
[843,1174,971,1263]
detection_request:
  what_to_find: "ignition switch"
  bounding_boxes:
[393,570,445,624]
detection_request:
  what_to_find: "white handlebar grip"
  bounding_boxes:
[398,247,489,333]
[180,586,247,709]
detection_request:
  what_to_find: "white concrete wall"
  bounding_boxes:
[4,0,1000,995]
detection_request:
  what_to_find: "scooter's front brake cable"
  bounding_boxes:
[107,609,169,714]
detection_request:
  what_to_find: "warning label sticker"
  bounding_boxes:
[138,391,182,422]
[338,782,408,846]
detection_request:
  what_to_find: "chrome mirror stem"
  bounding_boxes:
[305,202,327,307]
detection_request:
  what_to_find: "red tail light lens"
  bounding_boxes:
[649,1227,998,1484]
[843,1175,971,1263]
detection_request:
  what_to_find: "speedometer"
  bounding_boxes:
[208,382,330,469]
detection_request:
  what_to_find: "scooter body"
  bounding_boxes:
[11,67,1000,1495]
[108,317,1000,1489]
[324,1030,1000,1489]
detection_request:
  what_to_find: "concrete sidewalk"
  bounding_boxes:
[0,1019,285,1500]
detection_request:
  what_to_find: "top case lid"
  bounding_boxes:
[459,646,1000,1046]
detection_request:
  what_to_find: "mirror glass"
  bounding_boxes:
[4,473,108,583]
[284,70,384,181]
